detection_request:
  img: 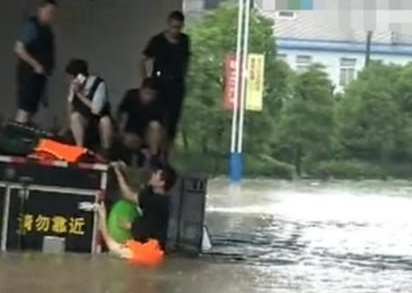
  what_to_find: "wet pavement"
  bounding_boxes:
[1,179,412,293]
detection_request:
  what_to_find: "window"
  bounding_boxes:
[339,58,357,87]
[296,55,312,73]
[278,54,287,61]
[275,11,296,19]
[204,0,226,10]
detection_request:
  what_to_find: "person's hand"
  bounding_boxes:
[96,202,107,220]
[109,161,120,169]
[71,80,82,94]
[118,161,128,171]
[33,63,45,75]
[110,160,128,170]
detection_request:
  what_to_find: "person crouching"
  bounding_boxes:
[65,59,113,157]
[117,78,167,166]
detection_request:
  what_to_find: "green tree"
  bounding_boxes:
[178,4,292,174]
[277,64,335,175]
[179,6,412,179]
[337,62,403,161]
[392,63,412,159]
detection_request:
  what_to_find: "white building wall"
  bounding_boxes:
[278,47,412,92]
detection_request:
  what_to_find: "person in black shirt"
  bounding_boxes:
[14,0,57,124]
[141,11,191,143]
[118,78,166,164]
[111,161,177,249]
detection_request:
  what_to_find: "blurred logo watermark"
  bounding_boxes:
[256,0,412,34]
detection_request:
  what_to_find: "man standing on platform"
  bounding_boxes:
[14,0,57,124]
[140,11,191,145]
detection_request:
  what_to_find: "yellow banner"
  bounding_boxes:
[246,54,265,111]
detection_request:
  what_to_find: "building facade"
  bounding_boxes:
[185,0,412,92]
[272,10,412,92]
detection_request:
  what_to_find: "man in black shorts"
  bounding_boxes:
[111,161,177,249]
[140,11,191,143]
[65,59,113,155]
[14,0,57,124]
[118,78,166,165]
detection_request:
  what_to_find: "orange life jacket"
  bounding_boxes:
[125,239,164,266]
[34,139,87,163]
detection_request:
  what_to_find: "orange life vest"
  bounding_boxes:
[34,139,87,163]
[125,239,164,266]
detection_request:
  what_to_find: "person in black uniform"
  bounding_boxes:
[65,59,113,155]
[118,78,166,165]
[140,11,191,144]
[14,0,57,124]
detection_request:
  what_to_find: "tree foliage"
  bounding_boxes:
[277,65,335,174]
[176,5,412,179]
[337,62,410,161]
[180,4,291,171]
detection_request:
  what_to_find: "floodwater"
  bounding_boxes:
[1,180,412,293]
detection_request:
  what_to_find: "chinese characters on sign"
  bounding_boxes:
[18,214,86,236]
[69,217,86,235]
[35,215,50,232]
[223,53,265,111]
[246,54,265,112]
[52,216,67,234]
[22,214,34,232]
[223,53,237,111]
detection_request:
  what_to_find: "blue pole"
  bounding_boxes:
[230,152,243,182]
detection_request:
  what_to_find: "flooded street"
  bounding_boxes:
[1,180,412,293]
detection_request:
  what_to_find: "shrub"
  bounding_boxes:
[244,154,295,179]
[311,160,386,180]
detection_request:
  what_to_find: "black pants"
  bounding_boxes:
[155,77,185,141]
[17,65,47,114]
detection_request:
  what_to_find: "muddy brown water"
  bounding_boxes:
[1,180,412,293]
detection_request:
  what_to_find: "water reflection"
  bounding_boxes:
[206,180,412,292]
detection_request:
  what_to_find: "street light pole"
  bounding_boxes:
[237,0,251,155]
[229,0,252,183]
[230,0,245,182]
[365,30,373,67]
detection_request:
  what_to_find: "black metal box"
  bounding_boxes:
[4,187,98,253]
[167,176,207,255]
[0,156,108,254]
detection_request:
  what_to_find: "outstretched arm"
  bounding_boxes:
[96,203,132,259]
[112,162,139,205]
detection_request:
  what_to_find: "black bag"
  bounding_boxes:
[0,121,48,156]
[0,131,38,156]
